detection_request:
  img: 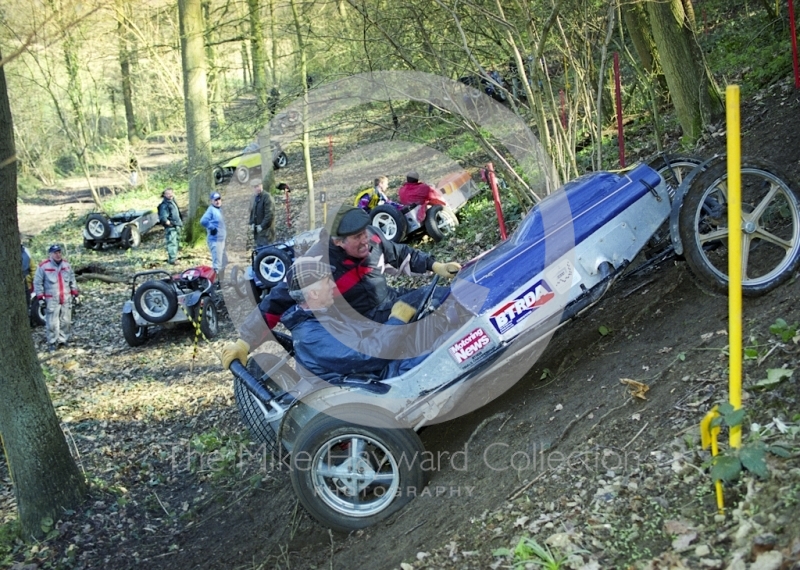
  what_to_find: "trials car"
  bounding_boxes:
[213,142,288,185]
[121,266,220,346]
[229,155,800,532]
[83,210,159,250]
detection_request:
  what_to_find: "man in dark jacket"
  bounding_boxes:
[222,206,461,362]
[248,179,275,246]
[157,187,183,265]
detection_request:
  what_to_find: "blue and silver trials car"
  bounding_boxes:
[229,155,800,532]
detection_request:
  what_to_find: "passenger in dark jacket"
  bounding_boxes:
[231,206,461,351]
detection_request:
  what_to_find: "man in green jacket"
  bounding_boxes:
[157,187,183,265]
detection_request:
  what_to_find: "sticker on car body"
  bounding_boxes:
[449,327,492,365]
[490,280,555,335]
[546,258,580,294]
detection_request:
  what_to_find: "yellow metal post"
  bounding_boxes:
[726,85,743,449]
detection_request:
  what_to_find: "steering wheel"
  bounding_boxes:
[412,275,440,322]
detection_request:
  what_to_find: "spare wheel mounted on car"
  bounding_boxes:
[85,213,111,240]
[133,280,179,323]
[424,205,458,242]
[253,247,292,288]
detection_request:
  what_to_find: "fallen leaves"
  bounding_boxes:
[620,378,650,400]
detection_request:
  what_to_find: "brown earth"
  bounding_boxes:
[4,81,800,569]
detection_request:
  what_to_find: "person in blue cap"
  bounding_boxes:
[200,191,227,274]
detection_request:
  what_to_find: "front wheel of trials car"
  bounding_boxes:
[678,158,800,297]
[85,213,111,240]
[196,296,219,339]
[290,406,427,533]
[121,312,148,346]
[235,165,250,184]
[133,280,179,323]
[424,205,459,242]
[234,355,299,454]
[253,247,291,288]
[120,225,141,249]
[369,204,407,243]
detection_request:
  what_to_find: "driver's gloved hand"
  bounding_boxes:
[389,301,416,323]
[210,228,218,236]
[221,339,249,369]
[432,261,461,279]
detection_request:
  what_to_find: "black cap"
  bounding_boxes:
[406,170,419,182]
[48,244,62,253]
[332,206,370,237]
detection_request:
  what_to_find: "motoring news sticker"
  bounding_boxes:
[489,280,555,335]
[448,327,491,365]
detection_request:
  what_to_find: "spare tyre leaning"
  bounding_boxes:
[133,280,179,323]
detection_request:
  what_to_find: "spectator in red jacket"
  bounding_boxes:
[397,171,447,222]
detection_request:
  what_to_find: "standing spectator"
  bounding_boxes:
[21,243,33,291]
[157,187,183,265]
[249,179,275,246]
[201,191,227,273]
[34,244,78,353]
[398,171,447,222]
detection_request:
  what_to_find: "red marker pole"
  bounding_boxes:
[789,0,800,88]
[613,52,625,168]
[486,163,508,241]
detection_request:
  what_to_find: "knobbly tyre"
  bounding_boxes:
[229,155,800,532]
[121,266,221,346]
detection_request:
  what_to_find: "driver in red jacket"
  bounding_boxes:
[397,171,447,223]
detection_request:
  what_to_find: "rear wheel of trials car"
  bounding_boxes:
[121,312,148,346]
[85,213,111,240]
[253,247,291,288]
[290,406,427,532]
[369,204,407,243]
[678,158,800,296]
[424,205,459,242]
[212,167,225,185]
[235,165,250,184]
[197,296,218,338]
[29,299,45,327]
[228,265,249,298]
[120,225,141,249]
[234,355,299,454]
[133,280,179,323]
[273,152,288,169]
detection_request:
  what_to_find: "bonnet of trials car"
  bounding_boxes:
[452,165,664,314]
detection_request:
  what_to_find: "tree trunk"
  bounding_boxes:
[0,52,86,539]
[179,0,214,222]
[116,0,138,143]
[202,0,225,126]
[289,0,315,227]
[269,0,278,86]
[622,0,667,97]
[647,0,722,143]
[248,0,268,110]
